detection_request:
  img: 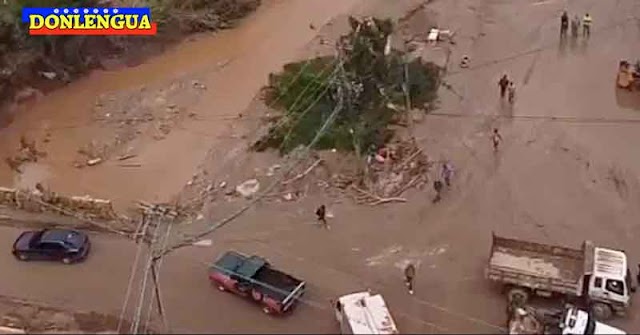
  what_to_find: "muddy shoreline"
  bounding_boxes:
[0,0,261,117]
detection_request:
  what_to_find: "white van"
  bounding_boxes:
[560,306,626,335]
[334,291,399,334]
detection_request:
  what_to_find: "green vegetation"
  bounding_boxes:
[0,0,260,103]
[253,16,442,155]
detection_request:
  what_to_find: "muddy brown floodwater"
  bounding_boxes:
[0,0,362,210]
[2,0,640,333]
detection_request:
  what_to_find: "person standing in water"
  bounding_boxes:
[491,128,503,152]
[404,263,416,295]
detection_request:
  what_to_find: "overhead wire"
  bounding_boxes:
[130,218,162,334]
[240,238,504,333]
[426,111,640,125]
[142,218,173,334]
[196,259,450,333]
[155,23,369,258]
[116,215,150,334]
[444,15,639,78]
[155,82,346,259]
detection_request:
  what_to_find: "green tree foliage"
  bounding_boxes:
[253,16,441,155]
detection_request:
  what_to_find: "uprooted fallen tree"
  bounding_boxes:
[252,16,442,156]
[250,16,440,204]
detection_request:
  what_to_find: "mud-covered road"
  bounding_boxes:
[1,0,640,333]
[0,0,363,210]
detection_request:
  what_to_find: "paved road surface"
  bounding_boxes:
[1,0,640,333]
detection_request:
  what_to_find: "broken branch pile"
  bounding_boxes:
[4,136,46,173]
[0,186,119,222]
[333,140,430,205]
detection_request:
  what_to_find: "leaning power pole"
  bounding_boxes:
[129,202,176,334]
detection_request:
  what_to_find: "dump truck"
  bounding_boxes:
[486,234,633,320]
[333,291,399,334]
[208,251,306,315]
[508,305,626,334]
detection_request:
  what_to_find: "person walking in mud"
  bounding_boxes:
[560,11,569,37]
[441,161,454,187]
[432,180,444,203]
[491,128,503,152]
[404,263,416,295]
[582,13,592,38]
[508,81,516,104]
[498,74,509,98]
[315,204,328,228]
[571,15,580,38]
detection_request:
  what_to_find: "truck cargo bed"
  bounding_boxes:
[486,234,590,295]
[254,266,304,302]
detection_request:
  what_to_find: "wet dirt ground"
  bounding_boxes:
[1,0,640,333]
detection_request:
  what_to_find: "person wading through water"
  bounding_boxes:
[508,81,516,104]
[491,128,503,152]
[498,74,509,98]
[316,205,328,229]
[582,13,592,38]
[404,263,416,295]
[571,15,580,38]
[432,180,444,203]
[560,11,569,37]
[441,161,454,187]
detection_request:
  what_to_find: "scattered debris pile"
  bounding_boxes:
[0,185,119,222]
[334,139,430,205]
[74,78,206,167]
[4,136,46,173]
[264,150,328,202]
[0,295,124,334]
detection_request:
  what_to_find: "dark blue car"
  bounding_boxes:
[12,229,91,264]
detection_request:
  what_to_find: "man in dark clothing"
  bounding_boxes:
[316,205,327,228]
[498,74,509,98]
[560,11,569,37]
[492,128,503,152]
[433,180,444,203]
[636,264,640,288]
[404,263,416,295]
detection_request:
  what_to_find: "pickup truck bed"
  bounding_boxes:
[209,251,306,314]
[487,234,589,295]
[254,266,303,301]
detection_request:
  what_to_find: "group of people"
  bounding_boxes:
[400,10,601,301]
[561,11,592,39]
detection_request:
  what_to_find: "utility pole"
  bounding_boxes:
[403,40,415,138]
[129,202,176,334]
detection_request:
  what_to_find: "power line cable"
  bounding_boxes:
[142,217,173,334]
[130,217,162,334]
[155,23,371,257]
[116,215,150,333]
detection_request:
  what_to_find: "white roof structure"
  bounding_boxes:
[592,247,627,280]
[338,292,399,335]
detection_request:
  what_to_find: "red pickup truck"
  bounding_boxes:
[209,251,306,315]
